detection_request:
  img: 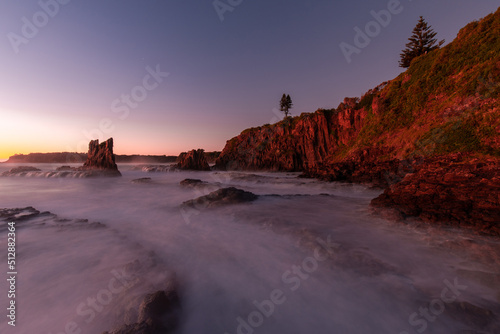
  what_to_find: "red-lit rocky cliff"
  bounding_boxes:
[215,8,500,235]
[215,97,370,172]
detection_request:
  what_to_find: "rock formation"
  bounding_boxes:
[179,178,209,188]
[215,100,368,172]
[213,8,500,235]
[82,138,119,169]
[103,283,181,334]
[79,138,121,176]
[371,153,500,236]
[182,187,258,209]
[1,166,41,176]
[176,149,210,171]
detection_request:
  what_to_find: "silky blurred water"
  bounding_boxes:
[0,163,499,334]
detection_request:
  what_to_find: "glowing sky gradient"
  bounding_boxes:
[0,0,498,160]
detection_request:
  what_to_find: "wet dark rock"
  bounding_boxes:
[56,165,76,171]
[446,301,500,332]
[0,207,105,230]
[182,187,258,209]
[0,207,48,222]
[103,282,181,334]
[179,179,208,188]
[1,166,41,176]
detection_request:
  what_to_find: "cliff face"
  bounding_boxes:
[215,8,500,234]
[215,98,369,171]
[216,8,500,175]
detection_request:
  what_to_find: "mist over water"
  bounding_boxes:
[1,164,499,334]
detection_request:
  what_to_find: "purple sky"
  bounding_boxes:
[0,0,498,159]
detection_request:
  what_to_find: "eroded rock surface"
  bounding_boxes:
[80,138,121,176]
[177,149,210,171]
[182,187,258,209]
[103,282,181,334]
[372,154,500,236]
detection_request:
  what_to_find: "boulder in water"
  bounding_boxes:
[102,281,181,334]
[179,178,208,188]
[182,187,258,209]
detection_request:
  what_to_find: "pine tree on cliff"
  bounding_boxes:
[280,94,293,117]
[399,16,444,68]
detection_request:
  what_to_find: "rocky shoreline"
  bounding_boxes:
[301,151,500,236]
[371,153,500,236]
[1,138,122,177]
[210,7,500,236]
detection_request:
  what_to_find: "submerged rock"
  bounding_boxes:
[56,165,76,171]
[182,187,258,209]
[0,207,105,230]
[103,282,181,334]
[176,149,210,171]
[446,301,500,332]
[179,178,208,188]
[132,165,176,173]
[132,178,153,184]
[1,166,41,176]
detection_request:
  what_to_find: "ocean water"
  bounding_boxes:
[0,163,499,334]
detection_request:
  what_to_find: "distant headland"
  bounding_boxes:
[3,151,220,164]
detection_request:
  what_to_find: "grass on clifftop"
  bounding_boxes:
[352,7,500,159]
[226,7,500,163]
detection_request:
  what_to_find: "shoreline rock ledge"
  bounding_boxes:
[78,138,122,177]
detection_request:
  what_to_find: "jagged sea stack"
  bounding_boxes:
[176,149,210,171]
[81,138,122,176]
